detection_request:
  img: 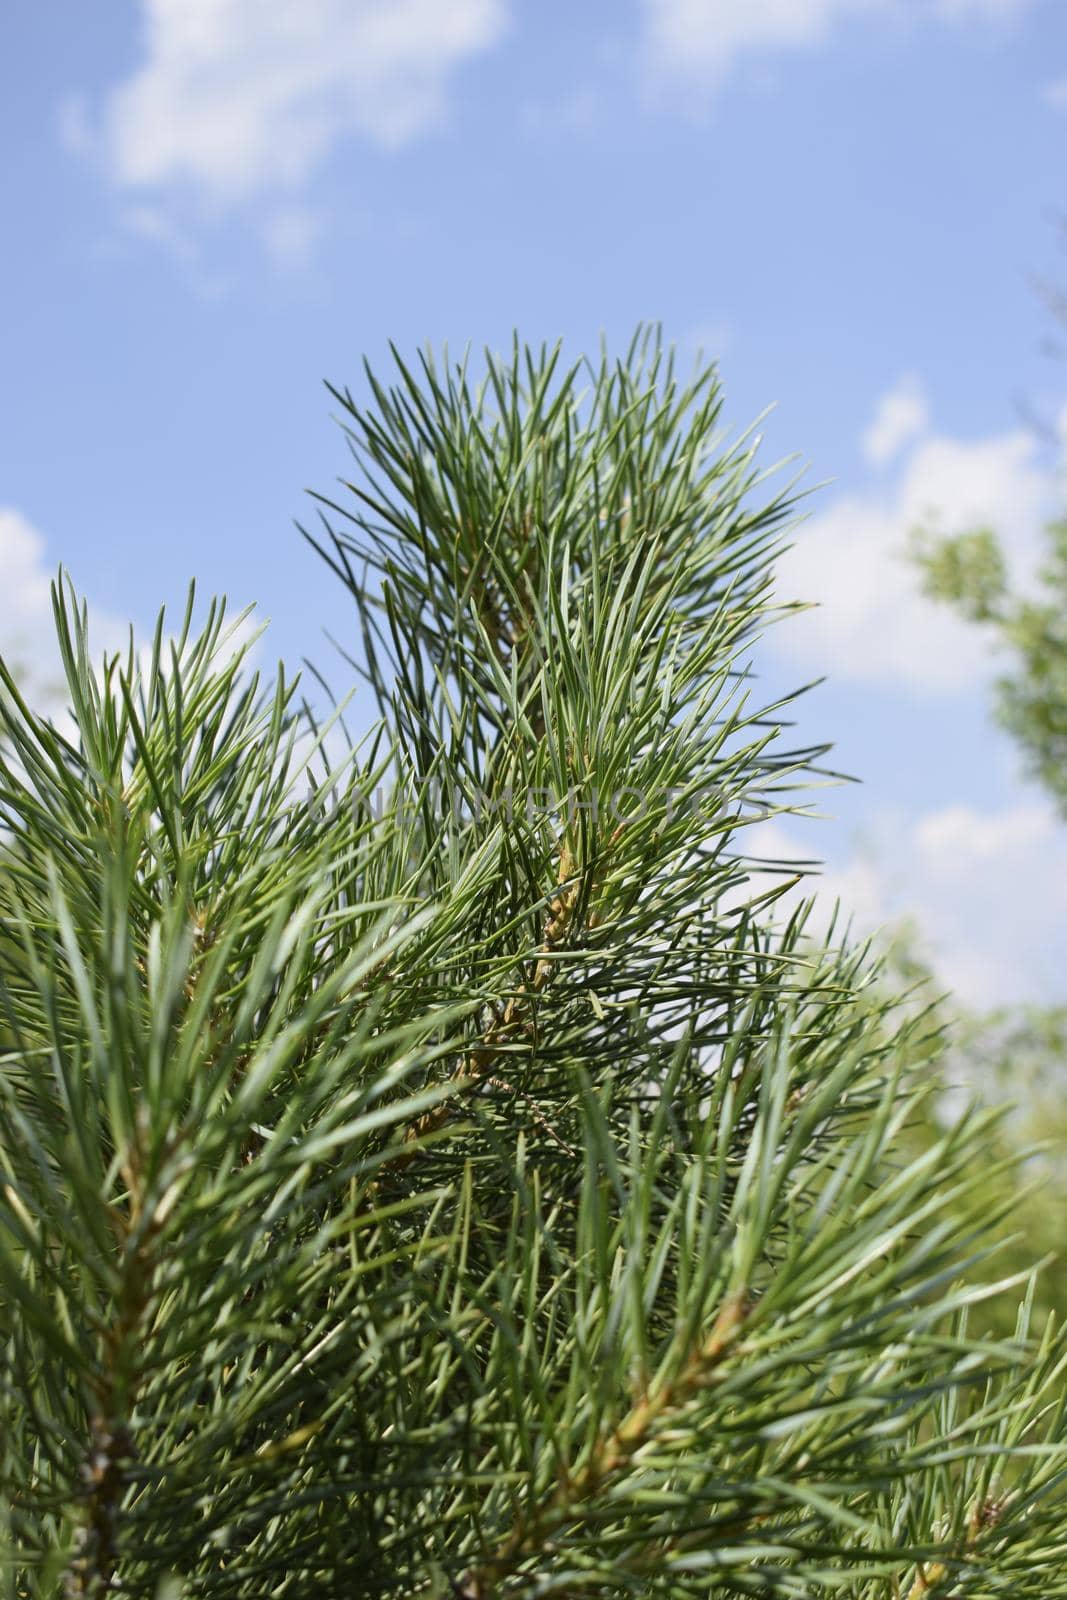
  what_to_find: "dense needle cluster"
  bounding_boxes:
[1,334,1066,1596]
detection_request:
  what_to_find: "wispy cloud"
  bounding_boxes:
[0,507,262,725]
[66,0,507,258]
[771,385,1058,693]
[746,801,1067,1006]
[261,205,326,272]
[0,509,130,714]
[862,374,929,468]
[642,0,1040,100]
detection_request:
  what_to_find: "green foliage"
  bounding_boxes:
[940,1000,1067,1336]
[910,478,1067,1340]
[883,940,1067,1341]
[913,516,1067,814]
[3,337,1067,1597]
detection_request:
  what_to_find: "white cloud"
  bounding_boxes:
[913,800,1050,861]
[0,508,261,731]
[262,205,324,271]
[643,0,874,90]
[0,509,129,714]
[1045,77,1067,109]
[742,818,894,934]
[904,801,1067,1001]
[862,374,929,467]
[772,404,1053,693]
[122,203,199,264]
[744,803,1067,1007]
[81,0,505,206]
[643,0,1039,94]
[0,510,60,681]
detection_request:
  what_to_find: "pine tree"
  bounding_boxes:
[2,334,1066,1597]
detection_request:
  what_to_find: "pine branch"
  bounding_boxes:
[458,1290,751,1598]
[3,339,1067,1596]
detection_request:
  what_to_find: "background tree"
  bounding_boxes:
[913,518,1067,814]
[887,940,1067,1338]
[911,215,1067,809]
[901,516,1067,1333]
[906,241,1067,1332]
[4,338,1067,1597]
[911,216,1067,809]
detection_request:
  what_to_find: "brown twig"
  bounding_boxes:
[906,1495,1006,1597]
[383,835,604,1173]
[64,1145,164,1598]
[456,1289,751,1598]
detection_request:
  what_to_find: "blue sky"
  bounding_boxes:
[2,0,1066,1004]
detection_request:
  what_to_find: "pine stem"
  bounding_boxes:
[64,1160,161,1597]
[459,1290,750,1597]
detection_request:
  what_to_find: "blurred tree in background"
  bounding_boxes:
[894,955,1067,1339]
[902,514,1067,1334]
[913,518,1067,815]
[907,242,1067,1333]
